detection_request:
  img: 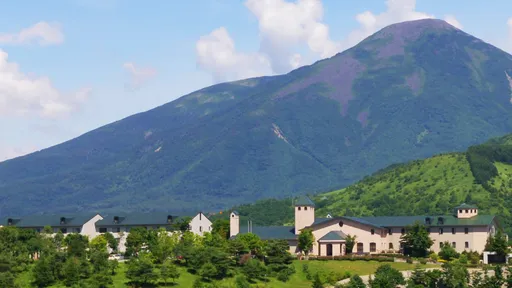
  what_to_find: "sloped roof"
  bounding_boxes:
[231,211,239,216]
[319,231,347,241]
[312,218,332,226]
[238,225,297,240]
[3,213,99,228]
[348,215,496,227]
[96,212,180,227]
[295,195,315,207]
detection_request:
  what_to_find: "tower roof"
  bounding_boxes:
[454,203,478,209]
[295,195,315,207]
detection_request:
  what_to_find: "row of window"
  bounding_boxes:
[356,241,471,253]
[33,228,81,234]
[98,226,210,234]
[375,227,470,235]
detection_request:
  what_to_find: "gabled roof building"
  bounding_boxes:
[230,197,501,256]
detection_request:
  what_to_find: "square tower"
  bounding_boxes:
[294,195,316,235]
[230,211,240,237]
[454,203,478,219]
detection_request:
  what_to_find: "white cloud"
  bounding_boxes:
[123,62,157,89]
[444,14,463,29]
[343,0,435,49]
[0,22,64,46]
[196,0,464,83]
[245,0,339,73]
[195,27,272,83]
[0,49,90,118]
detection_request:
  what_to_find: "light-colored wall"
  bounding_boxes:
[310,219,498,256]
[230,212,239,237]
[311,219,385,255]
[295,206,315,235]
[457,209,478,219]
[81,214,103,239]
[189,213,212,236]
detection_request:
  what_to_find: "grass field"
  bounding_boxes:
[15,260,435,287]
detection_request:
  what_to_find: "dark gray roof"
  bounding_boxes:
[319,231,347,241]
[3,213,99,228]
[231,211,239,216]
[295,195,315,207]
[96,212,179,227]
[239,225,297,240]
[346,215,496,227]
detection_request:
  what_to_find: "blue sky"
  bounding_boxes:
[1,0,512,161]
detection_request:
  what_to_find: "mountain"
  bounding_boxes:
[3,19,512,216]
[227,133,512,235]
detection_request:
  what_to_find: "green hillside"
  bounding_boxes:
[230,134,512,235]
[3,19,512,216]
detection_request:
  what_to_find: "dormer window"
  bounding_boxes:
[60,217,66,225]
[7,218,13,226]
[167,215,173,224]
[425,217,431,225]
[113,216,119,224]
[438,217,444,225]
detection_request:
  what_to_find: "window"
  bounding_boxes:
[465,209,468,213]
[389,243,394,250]
[464,227,469,234]
[298,207,301,211]
[199,226,202,232]
[425,217,431,225]
[388,229,393,235]
[439,228,443,235]
[452,228,455,234]
[371,229,375,235]
[339,221,344,227]
[452,242,456,248]
[232,214,235,217]
[459,209,462,213]
[357,243,364,253]
[60,228,67,234]
[200,214,202,220]
[36,228,41,233]
[304,207,307,211]
[370,243,376,252]
[99,228,107,233]
[74,228,81,233]
[115,227,120,233]
[401,228,405,235]
[465,242,469,248]
[440,242,443,248]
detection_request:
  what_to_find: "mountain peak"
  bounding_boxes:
[360,18,462,59]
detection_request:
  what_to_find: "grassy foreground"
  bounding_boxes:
[16,260,434,287]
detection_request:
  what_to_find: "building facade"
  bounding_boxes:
[231,197,501,256]
[1,213,103,239]
[3,211,211,253]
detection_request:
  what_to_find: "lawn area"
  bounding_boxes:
[15,260,435,287]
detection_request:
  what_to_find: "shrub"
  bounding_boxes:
[406,258,414,264]
[419,259,427,265]
[429,252,438,262]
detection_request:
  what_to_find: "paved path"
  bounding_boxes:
[331,268,492,287]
